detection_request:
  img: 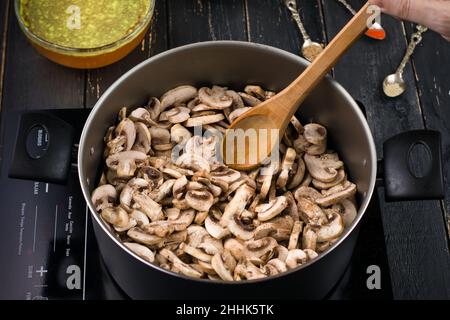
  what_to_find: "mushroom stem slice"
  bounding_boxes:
[288,221,303,250]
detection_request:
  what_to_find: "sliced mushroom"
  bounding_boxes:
[119,178,149,210]
[138,166,164,188]
[211,251,236,281]
[129,108,158,127]
[333,199,357,227]
[184,114,225,127]
[205,209,230,239]
[180,243,212,263]
[243,237,277,262]
[297,197,328,226]
[304,153,343,182]
[286,249,308,269]
[163,106,191,124]
[170,124,192,145]
[288,221,303,250]
[91,184,117,211]
[253,215,294,241]
[220,184,255,227]
[149,179,176,203]
[316,214,344,242]
[160,85,198,112]
[244,85,266,100]
[227,213,255,240]
[228,107,251,123]
[100,206,130,228]
[304,249,319,260]
[198,86,233,109]
[312,169,345,190]
[132,193,163,222]
[149,127,171,145]
[263,259,288,275]
[303,123,327,155]
[287,157,305,190]
[106,151,147,178]
[302,226,317,251]
[274,245,289,262]
[185,189,214,212]
[113,118,136,152]
[132,122,152,154]
[130,210,150,227]
[284,191,299,221]
[159,248,203,278]
[123,242,155,263]
[176,153,211,173]
[224,238,245,261]
[276,148,296,189]
[294,186,322,203]
[238,92,262,106]
[255,196,288,222]
[127,227,164,246]
[210,165,241,184]
[316,181,357,207]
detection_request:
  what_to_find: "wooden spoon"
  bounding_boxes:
[223,2,373,171]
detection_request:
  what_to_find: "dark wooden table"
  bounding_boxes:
[0,0,449,299]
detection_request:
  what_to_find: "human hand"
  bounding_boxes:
[369,0,450,41]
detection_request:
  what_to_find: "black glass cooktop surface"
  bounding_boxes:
[0,108,392,300]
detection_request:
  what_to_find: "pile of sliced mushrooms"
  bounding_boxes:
[92,84,358,281]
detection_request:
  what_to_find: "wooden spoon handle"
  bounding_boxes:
[279,2,374,124]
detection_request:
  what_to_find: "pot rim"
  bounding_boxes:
[78,40,377,286]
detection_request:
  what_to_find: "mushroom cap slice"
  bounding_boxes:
[180,243,212,263]
[253,215,294,241]
[91,184,117,211]
[106,151,147,178]
[294,186,323,202]
[288,221,303,250]
[132,122,152,154]
[312,168,346,190]
[286,249,308,269]
[205,213,230,240]
[287,157,306,190]
[138,166,164,188]
[127,227,164,246]
[227,213,255,241]
[243,237,277,261]
[224,238,245,261]
[210,165,241,184]
[124,242,155,263]
[130,210,150,227]
[184,114,225,127]
[316,214,345,242]
[149,127,171,145]
[304,153,343,183]
[316,182,357,207]
[176,153,211,173]
[220,184,255,227]
[164,106,191,124]
[172,175,188,199]
[302,226,317,251]
[297,197,328,226]
[132,193,163,222]
[185,189,214,212]
[244,85,267,100]
[228,107,251,123]
[333,199,357,227]
[211,252,235,281]
[255,196,288,222]
[304,123,327,149]
[100,206,129,228]
[115,118,136,151]
[129,107,159,127]
[198,86,233,109]
[238,92,262,106]
[160,85,198,112]
[170,124,192,144]
[264,259,288,275]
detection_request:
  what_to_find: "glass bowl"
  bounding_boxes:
[15,0,155,69]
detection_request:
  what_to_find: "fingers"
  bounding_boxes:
[369,0,450,38]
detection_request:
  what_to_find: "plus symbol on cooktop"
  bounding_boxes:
[36,266,48,277]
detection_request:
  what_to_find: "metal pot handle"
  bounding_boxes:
[381,130,445,201]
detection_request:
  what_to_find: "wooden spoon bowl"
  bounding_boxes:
[223,2,373,171]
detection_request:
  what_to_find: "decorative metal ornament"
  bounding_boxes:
[383,25,428,97]
[336,0,386,40]
[285,0,324,62]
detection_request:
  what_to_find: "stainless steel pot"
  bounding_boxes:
[78,41,443,299]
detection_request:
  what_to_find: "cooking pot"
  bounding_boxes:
[78,41,444,299]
